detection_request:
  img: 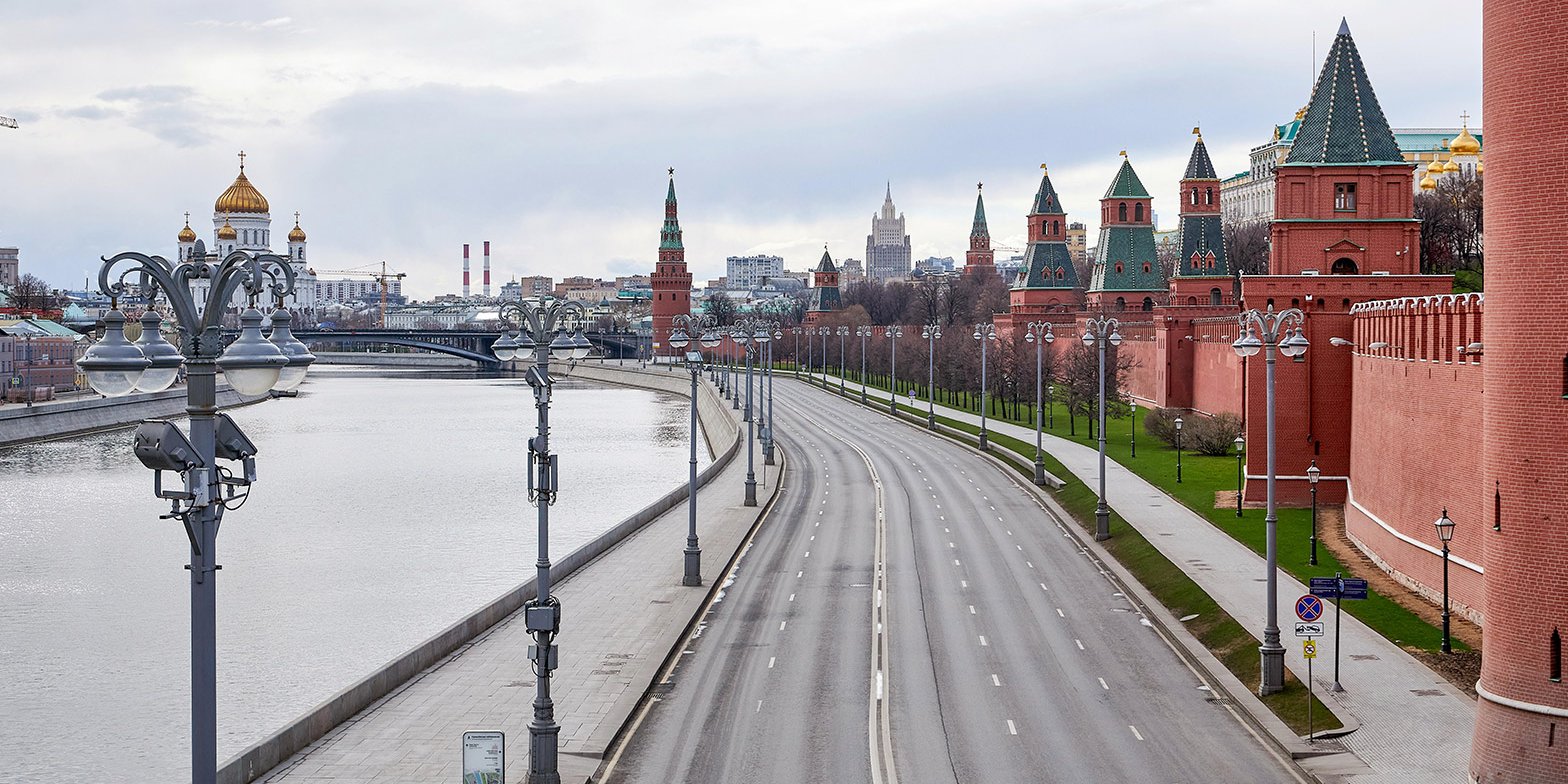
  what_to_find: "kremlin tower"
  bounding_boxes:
[650,169,692,359]
[803,248,842,326]
[962,183,995,279]
[1009,165,1080,315]
[1087,154,1165,311]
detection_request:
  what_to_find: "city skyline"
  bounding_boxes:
[1,2,1481,299]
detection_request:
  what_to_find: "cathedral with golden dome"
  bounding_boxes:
[177,152,317,318]
[1402,116,1483,192]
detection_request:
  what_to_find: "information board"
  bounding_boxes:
[462,731,505,784]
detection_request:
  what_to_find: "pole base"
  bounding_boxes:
[978,431,989,451]
[683,547,702,587]
[1258,644,1286,695]
[1033,461,1046,486]
[732,396,740,410]
[1095,508,1111,541]
[764,449,775,466]
[744,480,757,507]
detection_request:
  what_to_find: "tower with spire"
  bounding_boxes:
[962,183,995,279]
[1009,165,1082,315]
[1087,153,1166,311]
[802,248,843,326]
[650,168,693,359]
[1168,128,1232,307]
[865,183,912,280]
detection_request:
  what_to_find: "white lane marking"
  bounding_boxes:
[797,571,803,578]
[877,589,883,609]
[992,674,1001,687]
[1007,530,1012,536]
[953,559,961,566]
[1056,608,1065,618]
[979,635,989,647]
[1075,639,1085,651]
[789,593,796,602]
[1129,725,1144,741]
[780,621,787,631]
[1007,720,1018,735]
[960,580,968,588]
[804,551,811,558]
[1099,677,1109,690]
[769,657,776,669]
[810,535,815,542]
[968,605,976,615]
[1027,561,1035,569]
[1016,545,1023,551]
[948,542,955,549]
[1040,583,1048,591]
[939,515,945,521]
[944,527,950,533]
[757,700,764,713]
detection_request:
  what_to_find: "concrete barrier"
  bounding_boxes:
[217,364,740,784]
[0,386,268,448]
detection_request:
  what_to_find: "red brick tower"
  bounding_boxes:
[963,183,995,279]
[1157,129,1236,409]
[1472,2,1568,780]
[1087,154,1166,312]
[1009,165,1081,314]
[650,168,692,359]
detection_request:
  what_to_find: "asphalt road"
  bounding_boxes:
[608,377,1299,783]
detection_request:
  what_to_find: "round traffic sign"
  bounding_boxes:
[1296,594,1324,622]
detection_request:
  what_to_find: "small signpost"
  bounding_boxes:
[1309,572,1370,692]
[462,731,505,784]
[1295,595,1323,741]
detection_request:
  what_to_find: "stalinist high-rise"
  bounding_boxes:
[865,183,912,280]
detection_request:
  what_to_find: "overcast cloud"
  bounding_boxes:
[0,1,1482,298]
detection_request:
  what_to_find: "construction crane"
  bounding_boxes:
[315,261,407,328]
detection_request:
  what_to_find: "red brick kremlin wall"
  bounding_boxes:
[1345,294,1486,624]
[1473,0,1568,779]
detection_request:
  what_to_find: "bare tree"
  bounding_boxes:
[703,292,738,326]
[1417,173,1484,282]
[9,274,57,312]
[1224,222,1271,277]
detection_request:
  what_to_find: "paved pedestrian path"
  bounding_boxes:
[259,384,780,783]
[805,372,1474,784]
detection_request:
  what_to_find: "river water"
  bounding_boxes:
[0,366,705,782]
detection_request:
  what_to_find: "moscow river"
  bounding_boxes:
[0,366,706,782]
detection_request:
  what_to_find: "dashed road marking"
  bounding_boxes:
[979,635,989,647]
[1129,726,1144,741]
[1099,677,1109,690]
[992,674,1001,686]
[1075,639,1085,651]
[1007,720,1018,735]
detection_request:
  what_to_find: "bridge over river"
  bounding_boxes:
[290,329,644,369]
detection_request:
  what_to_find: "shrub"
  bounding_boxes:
[1188,412,1244,456]
[1144,407,1181,447]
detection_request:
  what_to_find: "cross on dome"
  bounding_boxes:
[238,150,246,171]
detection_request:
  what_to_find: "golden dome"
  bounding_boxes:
[288,217,307,242]
[1427,156,1446,174]
[216,217,237,240]
[1477,162,1484,176]
[214,154,270,214]
[1450,125,1480,155]
[1443,156,1461,173]
[1420,173,1437,191]
[178,220,197,243]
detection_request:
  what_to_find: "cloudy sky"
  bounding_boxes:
[1,1,1481,299]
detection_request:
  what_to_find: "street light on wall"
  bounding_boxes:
[1434,509,1456,654]
[1023,321,1056,485]
[1232,305,1309,696]
[77,241,309,784]
[922,323,941,429]
[973,322,997,450]
[493,295,589,784]
[1082,315,1122,541]
[884,325,903,415]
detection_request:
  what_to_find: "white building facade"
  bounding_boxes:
[725,254,785,289]
[865,185,912,280]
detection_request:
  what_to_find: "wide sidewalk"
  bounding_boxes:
[806,372,1474,784]
[259,395,779,783]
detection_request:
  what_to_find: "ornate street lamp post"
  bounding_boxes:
[1234,434,1246,517]
[1024,321,1056,485]
[791,326,802,377]
[1082,315,1122,541]
[1308,460,1321,566]
[491,296,591,783]
[667,313,720,586]
[1435,509,1456,653]
[922,323,941,429]
[1175,416,1184,483]
[763,326,781,466]
[973,322,997,450]
[836,325,849,394]
[856,324,871,402]
[78,241,312,784]
[1128,393,1137,458]
[884,325,903,415]
[1233,306,1310,696]
[733,324,758,506]
[820,327,831,389]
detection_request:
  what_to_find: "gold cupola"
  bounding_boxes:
[216,217,237,240]
[1450,124,1480,155]
[177,215,197,243]
[213,151,270,214]
[1420,173,1438,191]
[1443,156,1461,173]
[288,214,307,242]
[1427,154,1447,174]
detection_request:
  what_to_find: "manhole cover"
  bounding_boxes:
[1410,689,1445,697]
[1349,654,1380,661]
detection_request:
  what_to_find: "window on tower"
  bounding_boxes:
[1205,188,1214,205]
[1135,203,1144,222]
[1334,183,1357,211]
[1118,203,1128,222]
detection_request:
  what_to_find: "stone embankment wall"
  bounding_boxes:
[217,362,739,784]
[0,386,267,448]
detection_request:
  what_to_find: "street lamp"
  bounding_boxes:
[1024,321,1056,485]
[856,324,872,402]
[791,326,803,377]
[922,323,941,429]
[492,295,589,784]
[818,326,830,389]
[763,326,781,465]
[732,324,758,506]
[1308,460,1321,566]
[1435,509,1456,653]
[1128,393,1137,458]
[668,313,719,586]
[1233,305,1309,696]
[973,322,997,450]
[78,241,309,784]
[1234,434,1246,518]
[1083,315,1122,541]
[884,325,903,415]
[836,325,849,394]
[1175,416,1184,483]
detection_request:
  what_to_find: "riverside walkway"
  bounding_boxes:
[252,367,778,783]
[805,371,1475,784]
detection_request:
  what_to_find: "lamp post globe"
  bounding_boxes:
[132,310,185,393]
[1307,460,1321,565]
[267,307,316,392]
[217,307,289,396]
[79,307,151,397]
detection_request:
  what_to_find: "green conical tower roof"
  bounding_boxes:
[1284,18,1404,165]
[1103,157,1150,199]
[1184,135,1218,179]
[815,248,837,273]
[660,169,683,251]
[971,184,990,239]
[1032,167,1065,214]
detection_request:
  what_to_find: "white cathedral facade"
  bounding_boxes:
[176,153,317,319]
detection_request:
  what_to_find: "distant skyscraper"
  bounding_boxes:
[865,183,912,280]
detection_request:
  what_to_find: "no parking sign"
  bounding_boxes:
[1295,594,1324,622]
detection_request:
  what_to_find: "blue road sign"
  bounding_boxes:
[1296,594,1325,622]
[1309,577,1338,597]
[1340,578,1369,600]
[1309,576,1369,600]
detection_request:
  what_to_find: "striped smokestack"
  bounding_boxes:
[483,241,491,298]
[462,243,471,298]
